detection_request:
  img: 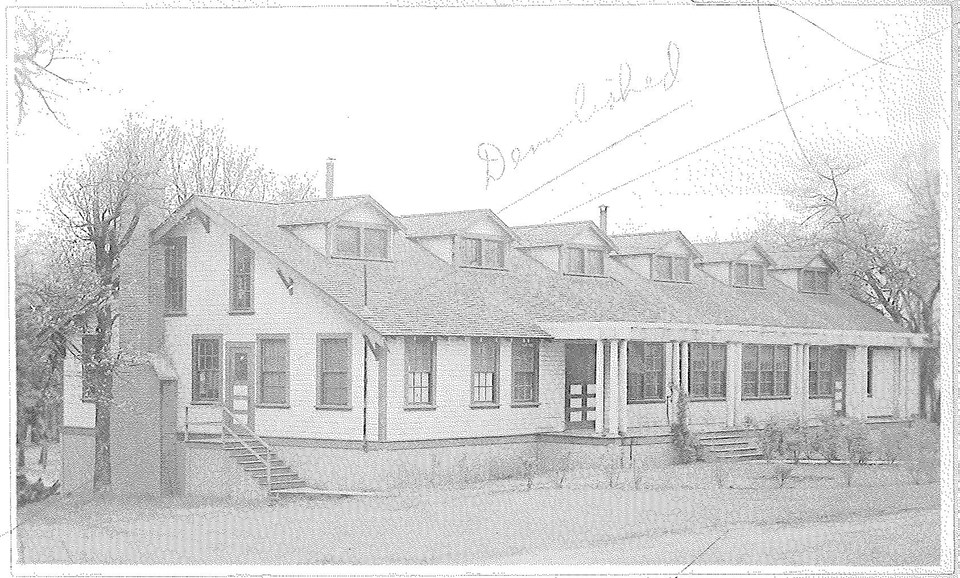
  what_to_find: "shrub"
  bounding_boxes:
[841,419,874,463]
[631,461,644,490]
[519,445,544,491]
[671,386,706,464]
[842,461,856,487]
[781,418,810,464]
[772,463,794,488]
[813,416,845,462]
[757,417,786,461]
[599,444,622,488]
[554,450,572,489]
[711,459,730,489]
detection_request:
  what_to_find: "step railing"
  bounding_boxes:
[183,405,274,490]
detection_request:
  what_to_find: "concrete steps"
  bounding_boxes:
[697,429,763,461]
[222,430,310,493]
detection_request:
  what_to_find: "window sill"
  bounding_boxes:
[404,404,437,411]
[228,310,255,316]
[564,272,605,278]
[731,285,765,290]
[470,403,500,410]
[81,397,96,404]
[651,278,691,284]
[164,311,187,317]
[315,405,352,411]
[688,397,726,403]
[741,396,792,401]
[256,404,290,409]
[510,402,540,408]
[808,395,835,400]
[190,400,221,406]
[332,255,392,263]
[460,264,507,271]
[627,398,667,405]
[799,289,830,295]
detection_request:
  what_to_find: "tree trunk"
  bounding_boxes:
[93,401,111,488]
[17,445,25,469]
[38,445,48,468]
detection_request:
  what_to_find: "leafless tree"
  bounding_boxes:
[13,11,88,127]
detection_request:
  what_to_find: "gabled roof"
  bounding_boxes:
[694,240,775,266]
[276,195,406,231]
[611,230,703,259]
[512,221,618,251]
[767,249,838,272]
[400,208,518,241]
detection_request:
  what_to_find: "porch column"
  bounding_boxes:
[800,344,810,421]
[618,340,628,435]
[595,340,605,435]
[725,342,741,426]
[845,346,869,420]
[790,343,805,422]
[679,342,689,395]
[606,340,622,438]
[668,341,680,424]
[896,346,909,419]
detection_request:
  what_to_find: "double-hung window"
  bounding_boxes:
[461,237,504,269]
[164,237,186,314]
[800,269,829,293]
[732,262,765,288]
[511,339,539,405]
[471,338,499,405]
[567,246,604,276]
[809,345,845,398]
[192,335,222,403]
[688,343,726,399]
[333,223,390,260]
[405,337,435,406]
[626,342,666,402]
[317,336,350,408]
[80,334,99,402]
[742,344,790,399]
[652,255,690,282]
[258,336,289,406]
[230,236,254,313]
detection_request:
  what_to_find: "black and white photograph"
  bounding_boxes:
[6,0,956,574]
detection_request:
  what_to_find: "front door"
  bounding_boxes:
[565,342,597,430]
[866,347,897,418]
[225,342,256,430]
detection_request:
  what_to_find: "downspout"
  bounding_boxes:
[362,264,369,451]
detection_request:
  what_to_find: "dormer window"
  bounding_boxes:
[332,223,390,260]
[461,237,505,269]
[800,269,829,293]
[566,246,604,276]
[652,255,690,282]
[732,262,764,288]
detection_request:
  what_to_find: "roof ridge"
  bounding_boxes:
[197,195,280,205]
[399,208,492,218]
[611,229,681,238]
[276,194,369,204]
[511,220,594,229]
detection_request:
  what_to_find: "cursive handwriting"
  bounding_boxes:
[479,41,681,190]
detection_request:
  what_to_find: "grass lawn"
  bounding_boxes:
[17,453,941,566]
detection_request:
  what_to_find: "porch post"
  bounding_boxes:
[679,342,689,395]
[845,346,869,420]
[725,342,740,426]
[896,346,909,419]
[800,344,810,421]
[606,340,621,438]
[790,343,805,422]
[668,341,680,424]
[618,340,628,435]
[595,340,605,435]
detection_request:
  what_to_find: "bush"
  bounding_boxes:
[599,445,622,488]
[554,450,572,489]
[757,417,786,461]
[711,460,730,489]
[671,386,706,464]
[840,419,875,463]
[842,461,856,487]
[812,416,845,462]
[772,463,794,488]
[781,418,812,463]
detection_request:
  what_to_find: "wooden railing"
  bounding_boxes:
[184,405,273,489]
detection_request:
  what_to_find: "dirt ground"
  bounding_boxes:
[16,455,941,566]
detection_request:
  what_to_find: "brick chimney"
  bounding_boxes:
[599,205,608,233]
[325,157,335,199]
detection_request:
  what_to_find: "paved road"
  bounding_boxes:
[496,509,941,567]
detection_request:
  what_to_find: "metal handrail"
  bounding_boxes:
[220,406,273,490]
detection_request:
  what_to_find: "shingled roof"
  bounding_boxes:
[161,195,907,338]
[768,249,837,271]
[694,240,775,265]
[513,221,617,250]
[612,230,702,258]
[400,208,516,240]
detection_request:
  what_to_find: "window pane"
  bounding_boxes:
[750,264,764,287]
[483,240,504,268]
[193,337,221,401]
[260,338,288,404]
[475,339,497,372]
[364,228,388,259]
[817,271,828,293]
[654,255,672,280]
[231,239,253,311]
[674,257,690,281]
[463,238,482,267]
[334,226,361,257]
[165,239,186,312]
[585,250,603,275]
[733,263,749,286]
[568,247,585,274]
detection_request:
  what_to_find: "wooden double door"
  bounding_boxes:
[564,343,597,429]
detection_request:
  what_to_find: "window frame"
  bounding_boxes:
[257,333,290,408]
[688,342,727,400]
[470,337,500,407]
[564,244,605,277]
[741,344,791,400]
[809,345,845,399]
[404,336,436,408]
[80,334,99,402]
[511,339,539,406]
[229,235,255,314]
[316,333,352,410]
[459,235,507,270]
[330,221,392,261]
[651,254,691,283]
[191,334,223,404]
[164,236,187,315]
[800,268,830,294]
[626,341,666,403]
[731,261,765,288]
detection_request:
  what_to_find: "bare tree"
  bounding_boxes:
[13,11,88,127]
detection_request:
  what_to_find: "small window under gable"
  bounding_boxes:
[732,262,765,288]
[566,246,605,276]
[460,236,505,269]
[800,268,830,294]
[652,254,690,282]
[332,222,391,261]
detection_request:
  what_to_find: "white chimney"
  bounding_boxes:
[599,204,608,233]
[325,157,335,199]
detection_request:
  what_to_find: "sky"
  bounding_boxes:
[8,4,952,241]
